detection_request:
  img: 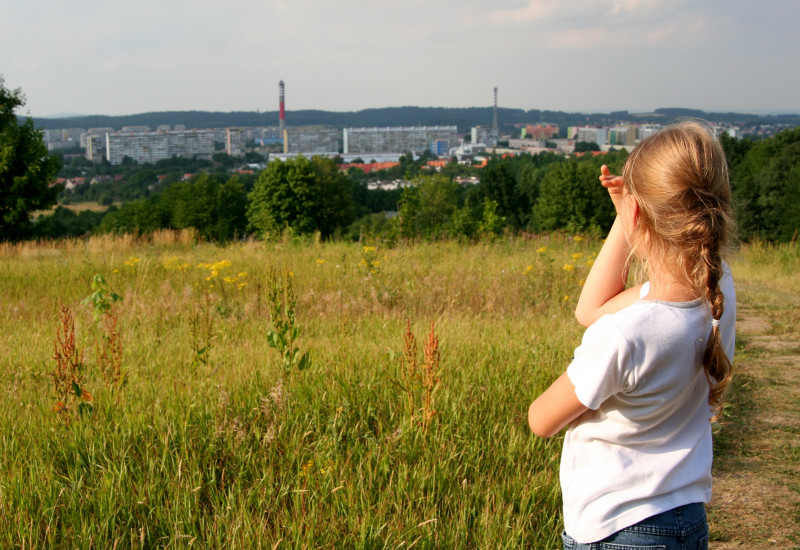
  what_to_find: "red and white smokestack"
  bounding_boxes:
[279,80,286,150]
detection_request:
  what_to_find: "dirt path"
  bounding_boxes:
[708,296,800,548]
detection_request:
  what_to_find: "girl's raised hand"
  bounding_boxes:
[599,165,624,213]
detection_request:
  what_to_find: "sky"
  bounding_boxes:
[2,0,799,118]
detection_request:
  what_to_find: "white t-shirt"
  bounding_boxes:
[561,269,735,543]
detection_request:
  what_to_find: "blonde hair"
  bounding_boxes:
[622,120,733,420]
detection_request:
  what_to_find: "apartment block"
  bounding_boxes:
[430,139,450,157]
[105,129,215,165]
[608,126,637,146]
[576,127,608,146]
[471,126,496,147]
[285,126,340,154]
[637,125,662,141]
[81,127,114,149]
[226,128,246,157]
[344,126,458,155]
[85,135,105,163]
[523,124,558,140]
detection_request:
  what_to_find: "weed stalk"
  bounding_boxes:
[83,273,125,390]
[51,302,93,421]
[265,267,310,377]
[398,320,441,431]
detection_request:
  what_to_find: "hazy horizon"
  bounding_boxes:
[34,105,800,122]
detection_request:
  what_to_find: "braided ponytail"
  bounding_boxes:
[700,242,732,420]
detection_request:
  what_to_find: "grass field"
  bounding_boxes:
[0,231,797,548]
[33,201,117,217]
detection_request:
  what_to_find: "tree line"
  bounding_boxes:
[33,106,800,136]
[30,150,626,242]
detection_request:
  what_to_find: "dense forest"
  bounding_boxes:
[29,126,800,244]
[32,107,800,134]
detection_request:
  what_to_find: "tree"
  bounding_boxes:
[247,156,355,238]
[574,141,601,153]
[398,174,460,238]
[214,175,248,240]
[466,159,519,226]
[531,154,624,234]
[729,128,800,241]
[0,77,62,240]
[478,197,506,238]
[213,152,236,168]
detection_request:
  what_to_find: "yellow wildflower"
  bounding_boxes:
[161,256,190,271]
[571,253,583,261]
[526,265,533,272]
[316,258,326,264]
[563,264,575,272]
[300,460,314,478]
[563,295,570,302]
[197,259,232,280]
[537,247,547,254]
[572,236,583,242]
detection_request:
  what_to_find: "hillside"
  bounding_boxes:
[31,106,800,133]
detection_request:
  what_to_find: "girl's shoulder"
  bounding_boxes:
[587,297,705,349]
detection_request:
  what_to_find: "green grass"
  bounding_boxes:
[1,233,797,548]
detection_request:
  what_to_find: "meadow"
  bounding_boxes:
[0,231,797,548]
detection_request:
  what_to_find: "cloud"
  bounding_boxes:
[610,0,664,16]
[488,0,560,24]
[485,0,671,26]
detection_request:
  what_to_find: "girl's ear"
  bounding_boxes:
[630,199,640,228]
[621,192,639,234]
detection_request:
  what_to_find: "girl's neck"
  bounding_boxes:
[643,261,700,303]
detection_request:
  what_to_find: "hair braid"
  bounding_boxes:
[700,229,731,421]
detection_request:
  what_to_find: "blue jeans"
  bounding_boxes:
[562,503,708,550]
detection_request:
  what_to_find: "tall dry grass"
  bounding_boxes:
[5,231,782,547]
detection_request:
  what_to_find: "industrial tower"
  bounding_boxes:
[492,87,499,144]
[279,80,286,153]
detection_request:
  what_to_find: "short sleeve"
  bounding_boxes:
[566,317,633,410]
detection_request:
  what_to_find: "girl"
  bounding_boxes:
[528,121,735,549]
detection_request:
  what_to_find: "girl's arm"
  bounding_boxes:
[574,166,641,327]
[528,372,588,437]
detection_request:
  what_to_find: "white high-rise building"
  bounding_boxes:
[105,129,215,165]
[285,126,340,154]
[576,127,608,146]
[343,126,458,155]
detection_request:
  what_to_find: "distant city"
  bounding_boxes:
[37,83,799,167]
